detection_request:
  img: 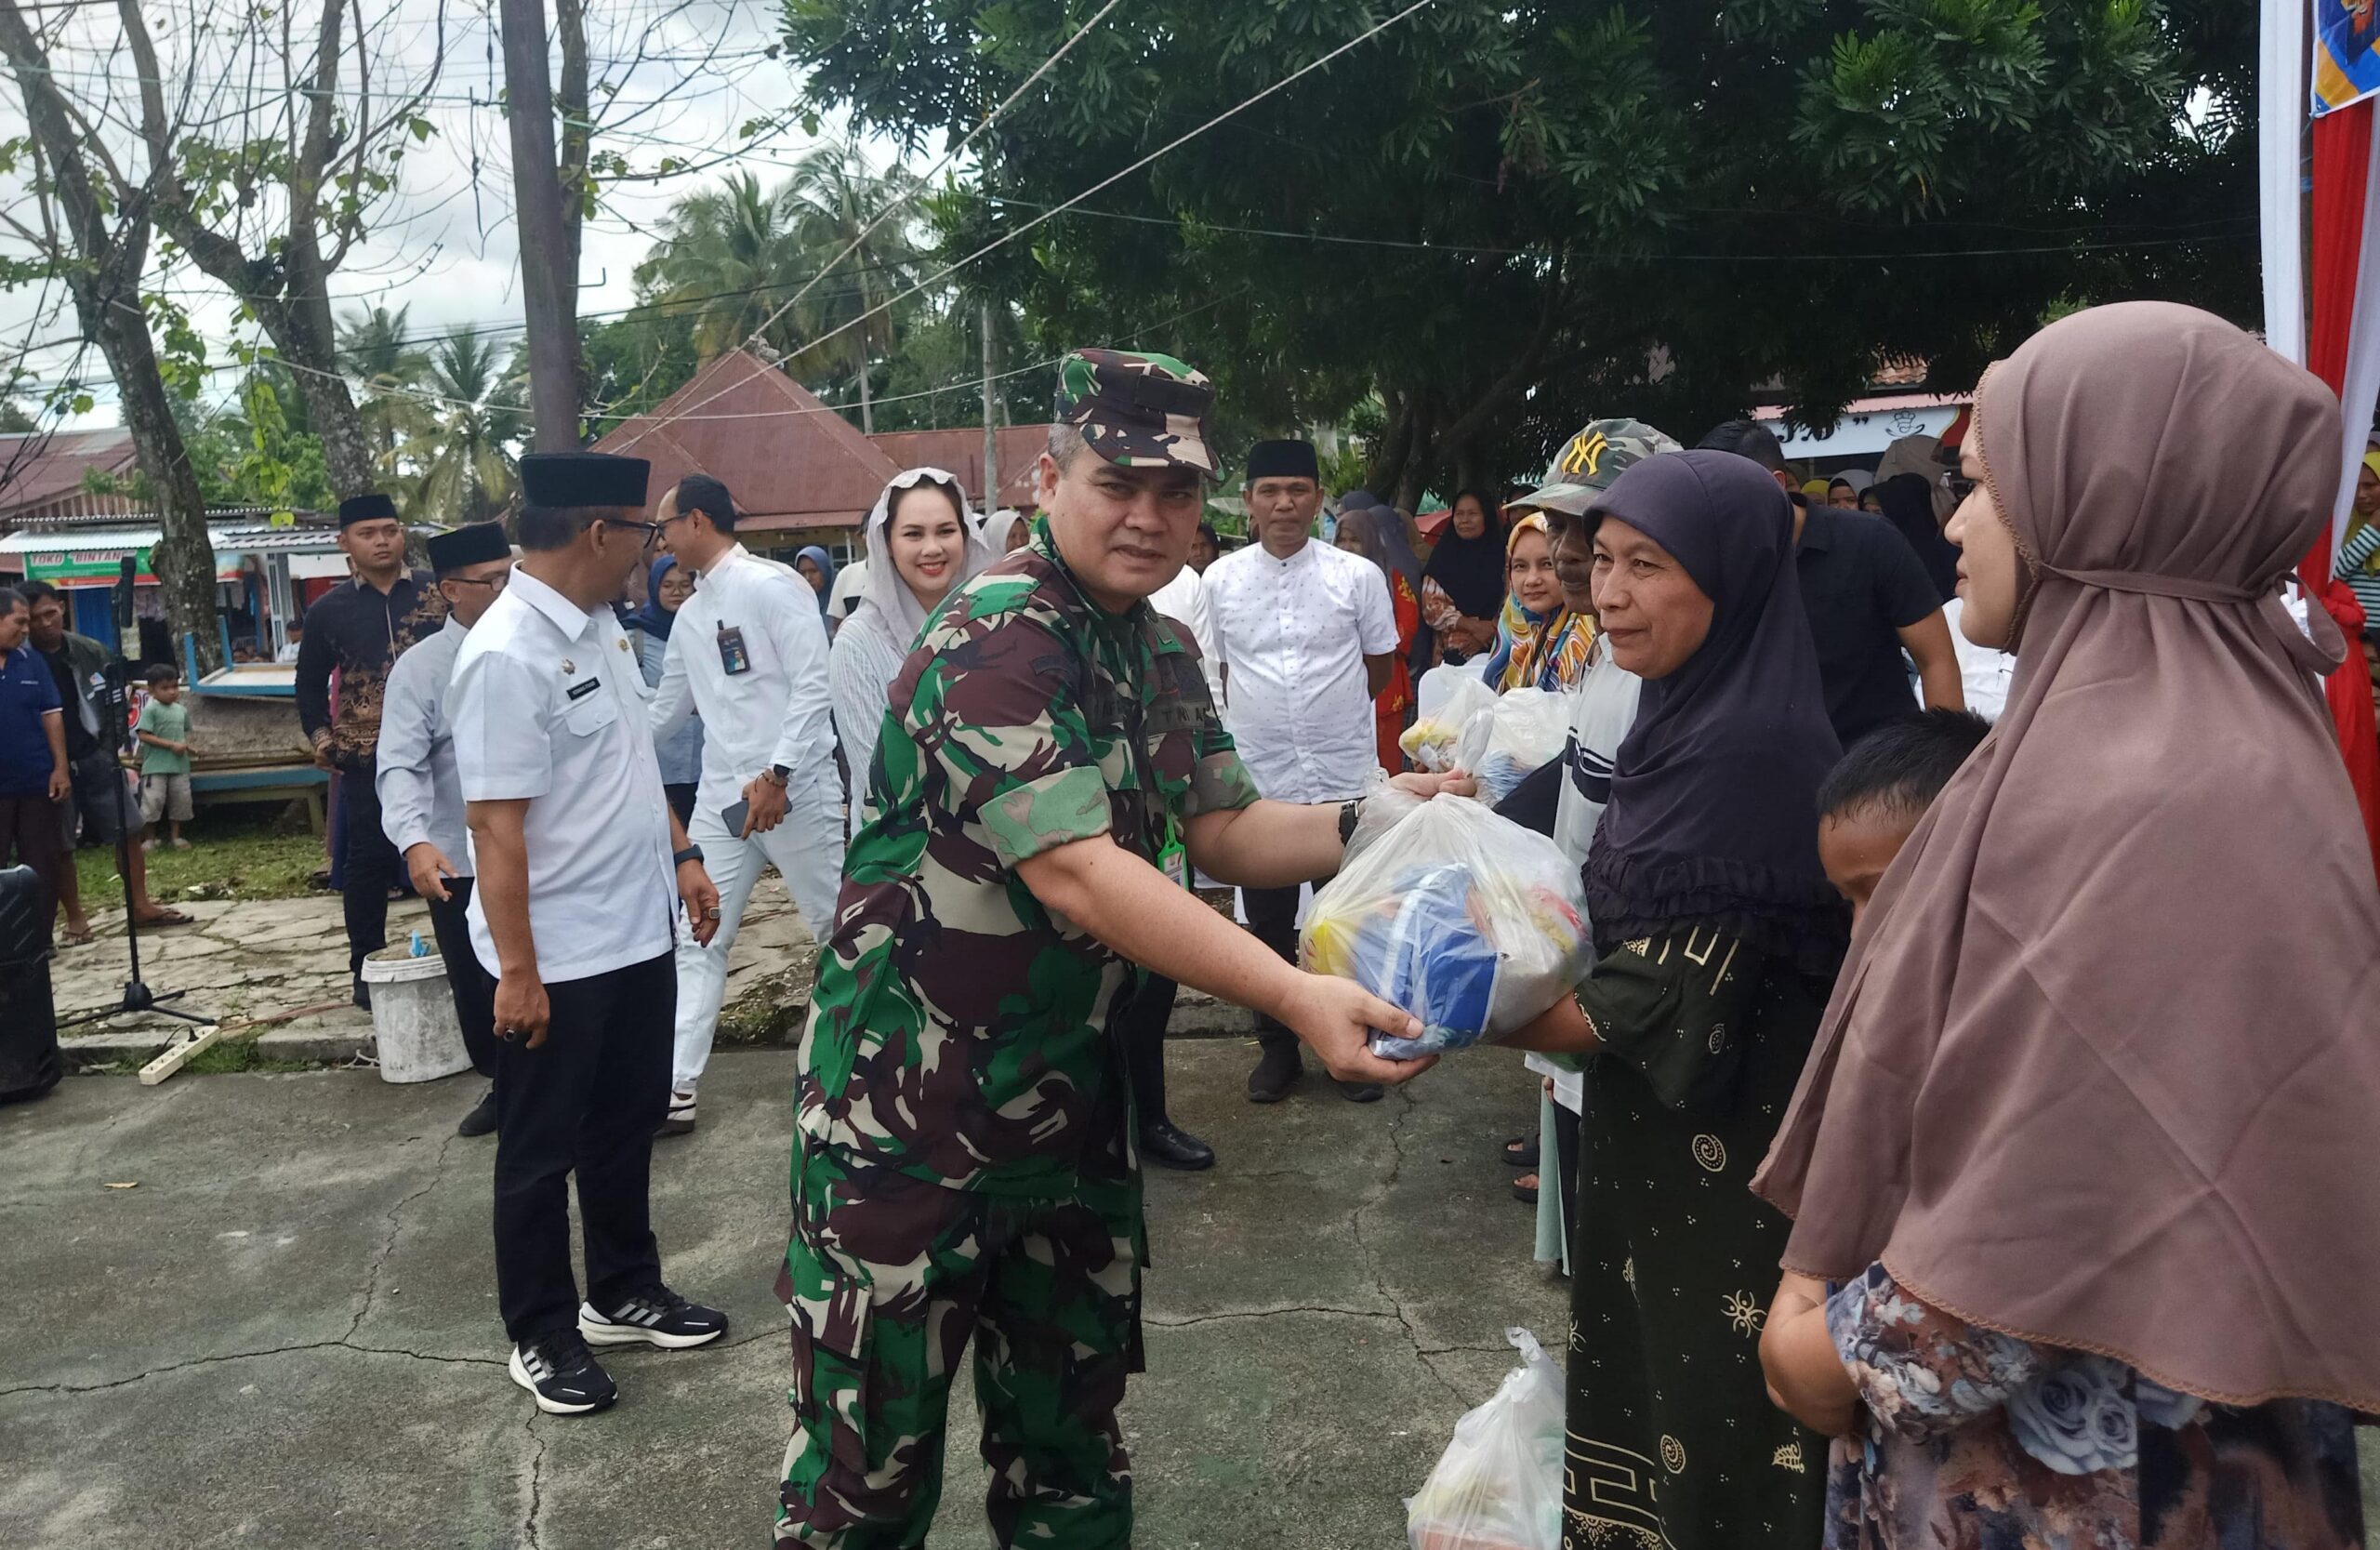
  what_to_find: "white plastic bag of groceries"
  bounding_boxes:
[1402,665,1500,772]
[1302,793,1591,1058]
[1453,688,1571,805]
[1405,1327,1566,1550]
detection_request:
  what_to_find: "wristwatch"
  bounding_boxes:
[1338,799,1363,846]
[761,763,790,788]
[673,844,705,868]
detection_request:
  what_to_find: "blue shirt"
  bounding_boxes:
[0,641,63,798]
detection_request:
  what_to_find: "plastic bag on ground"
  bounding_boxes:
[1405,1327,1566,1550]
[1453,688,1571,805]
[1302,793,1590,1058]
[1402,664,1500,773]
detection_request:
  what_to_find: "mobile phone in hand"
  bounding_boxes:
[721,798,750,835]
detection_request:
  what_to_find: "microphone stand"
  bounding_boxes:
[58,656,212,1031]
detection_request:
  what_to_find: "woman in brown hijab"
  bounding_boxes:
[1752,301,2378,1549]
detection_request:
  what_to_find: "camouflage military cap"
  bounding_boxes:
[1508,418,1684,518]
[1054,349,1218,477]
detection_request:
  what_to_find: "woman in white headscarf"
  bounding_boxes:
[829,468,998,834]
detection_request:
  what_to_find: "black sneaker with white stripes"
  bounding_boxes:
[509,1329,617,1415]
[577,1284,729,1350]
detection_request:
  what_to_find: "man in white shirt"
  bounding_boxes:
[648,473,843,1136]
[1203,438,1399,1104]
[377,521,513,1140]
[450,452,728,1417]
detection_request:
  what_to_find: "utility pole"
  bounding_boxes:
[980,301,998,510]
[498,0,582,451]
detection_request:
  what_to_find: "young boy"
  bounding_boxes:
[135,667,197,850]
[1814,706,1990,924]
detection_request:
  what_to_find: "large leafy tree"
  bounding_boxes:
[337,305,435,478]
[782,0,2254,503]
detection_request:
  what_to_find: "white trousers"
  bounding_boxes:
[671,778,843,1091]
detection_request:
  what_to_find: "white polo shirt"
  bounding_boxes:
[1146,563,1223,703]
[1205,537,1399,803]
[451,566,678,983]
[376,616,471,875]
[648,542,838,815]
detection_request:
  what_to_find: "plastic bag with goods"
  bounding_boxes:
[1404,1327,1566,1550]
[1401,665,1500,773]
[1302,793,1591,1059]
[1452,688,1571,805]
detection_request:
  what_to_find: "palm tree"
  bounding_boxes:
[633,172,811,363]
[337,305,435,475]
[405,328,522,526]
[781,138,922,434]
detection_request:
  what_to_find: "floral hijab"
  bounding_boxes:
[1477,513,1593,692]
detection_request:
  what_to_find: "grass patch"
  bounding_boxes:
[180,1040,320,1075]
[73,805,328,906]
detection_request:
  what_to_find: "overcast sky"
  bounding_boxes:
[0,0,914,426]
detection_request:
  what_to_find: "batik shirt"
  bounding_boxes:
[796,530,1261,1198]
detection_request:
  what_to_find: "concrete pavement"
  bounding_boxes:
[0,1040,1563,1548]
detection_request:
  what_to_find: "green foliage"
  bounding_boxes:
[403,330,524,526]
[779,0,2256,499]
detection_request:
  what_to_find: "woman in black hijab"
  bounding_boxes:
[1874,470,1961,603]
[1503,451,1844,1550]
[1420,488,1506,661]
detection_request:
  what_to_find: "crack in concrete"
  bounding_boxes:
[0,1338,506,1399]
[347,1126,464,1342]
[521,1411,549,1550]
[1347,1085,1471,1406]
[1144,1305,1401,1329]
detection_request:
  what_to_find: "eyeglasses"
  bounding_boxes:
[604,517,668,548]
[443,571,511,592]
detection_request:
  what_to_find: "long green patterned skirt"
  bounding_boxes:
[1562,928,1829,1550]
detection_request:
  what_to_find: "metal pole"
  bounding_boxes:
[980,301,998,510]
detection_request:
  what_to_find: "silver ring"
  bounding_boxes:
[703,907,721,919]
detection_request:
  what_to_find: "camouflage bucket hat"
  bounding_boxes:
[1508,418,1684,517]
[1054,349,1218,477]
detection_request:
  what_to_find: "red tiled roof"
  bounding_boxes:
[0,428,141,523]
[867,426,1054,511]
[590,351,900,531]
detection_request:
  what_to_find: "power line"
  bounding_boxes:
[631,0,1441,442]
[617,0,1130,447]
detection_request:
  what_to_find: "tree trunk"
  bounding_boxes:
[265,277,377,498]
[855,263,875,435]
[96,313,221,672]
[500,0,583,450]
[0,0,218,668]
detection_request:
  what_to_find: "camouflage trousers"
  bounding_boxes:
[774,1145,1144,1550]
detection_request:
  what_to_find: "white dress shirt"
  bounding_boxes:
[1146,563,1223,703]
[376,616,470,875]
[451,566,677,983]
[1938,598,2016,722]
[648,543,839,817]
[1205,537,1398,803]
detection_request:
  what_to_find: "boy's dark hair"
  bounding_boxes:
[676,473,735,532]
[1197,522,1220,548]
[1818,709,1990,825]
[19,578,60,610]
[145,665,180,687]
[1696,418,1788,474]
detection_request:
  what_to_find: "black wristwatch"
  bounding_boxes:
[1337,799,1363,846]
[673,845,705,868]
[763,762,791,788]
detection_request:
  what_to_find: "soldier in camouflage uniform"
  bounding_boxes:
[778,350,1461,1549]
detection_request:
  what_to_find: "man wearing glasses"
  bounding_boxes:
[645,472,842,1137]
[448,454,729,1416]
[377,521,515,1138]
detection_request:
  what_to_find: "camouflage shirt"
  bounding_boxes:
[796,527,1261,1196]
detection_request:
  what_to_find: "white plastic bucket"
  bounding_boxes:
[362,947,472,1084]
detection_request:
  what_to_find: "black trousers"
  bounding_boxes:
[1242,885,1302,1049]
[424,880,499,1079]
[492,951,673,1344]
[1123,973,1179,1128]
[338,763,400,981]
